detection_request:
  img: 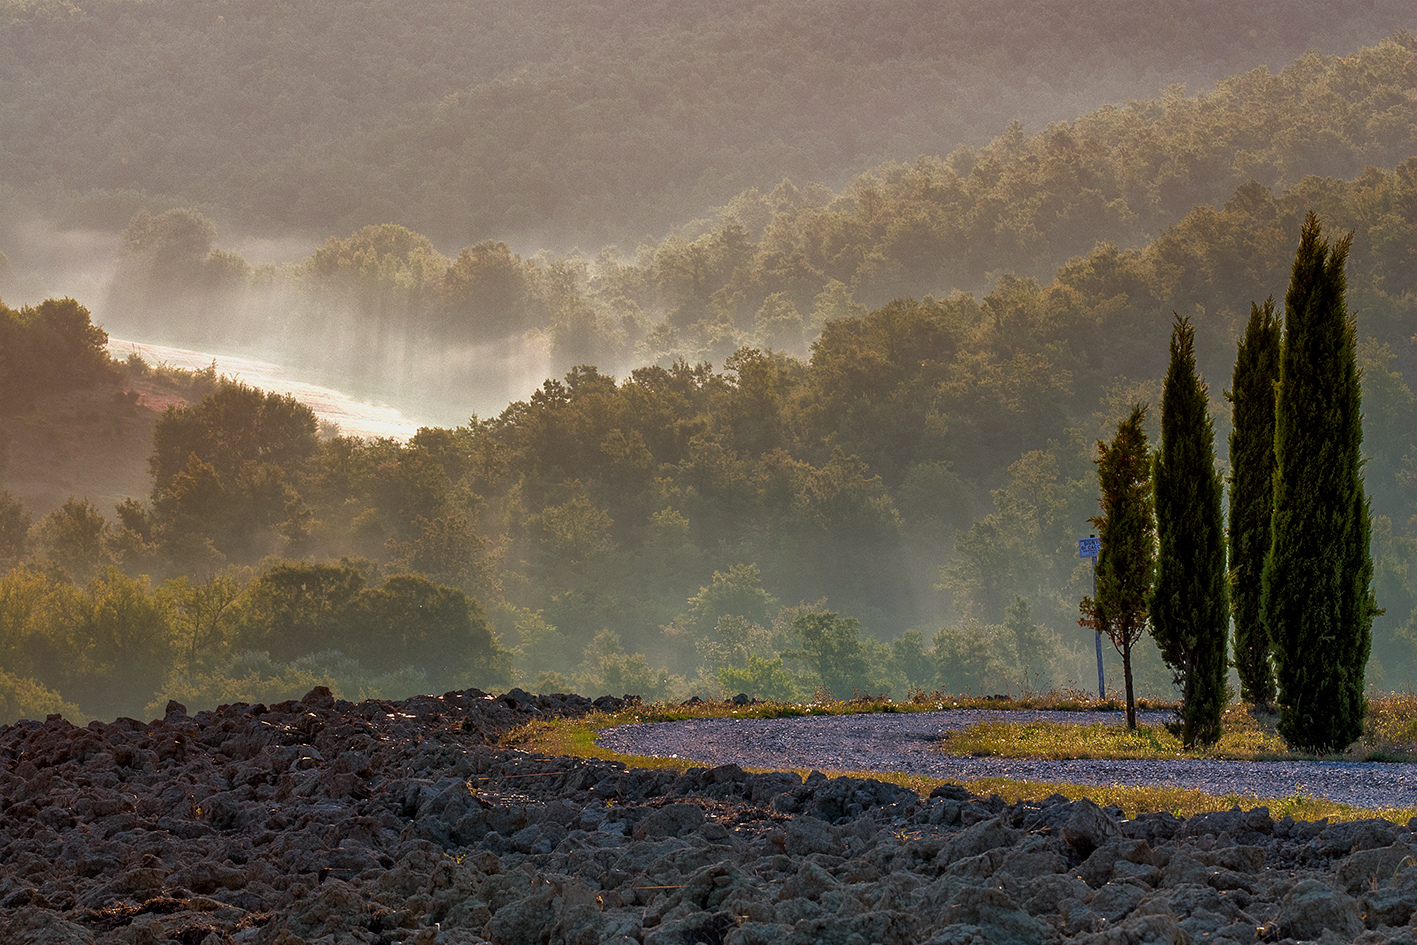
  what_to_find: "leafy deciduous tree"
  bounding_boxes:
[238,562,366,662]
[34,497,111,582]
[1080,405,1155,730]
[788,611,870,699]
[352,574,507,691]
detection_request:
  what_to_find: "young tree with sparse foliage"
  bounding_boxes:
[1080,405,1155,730]
[1263,213,1376,752]
[1152,316,1230,747]
[1228,299,1280,705]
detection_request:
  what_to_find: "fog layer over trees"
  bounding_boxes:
[1,15,1416,724]
[28,31,1414,424]
[0,0,1409,247]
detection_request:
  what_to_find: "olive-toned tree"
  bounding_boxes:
[1080,405,1155,729]
[351,574,508,691]
[1151,316,1230,747]
[1263,213,1376,752]
[788,611,871,699]
[1228,299,1280,705]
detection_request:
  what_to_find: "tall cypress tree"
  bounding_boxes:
[1079,404,1154,730]
[1228,299,1280,706]
[1263,213,1375,752]
[1151,315,1230,747]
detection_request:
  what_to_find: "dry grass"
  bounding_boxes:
[1357,691,1417,760]
[499,693,1417,823]
[532,688,1179,730]
[942,693,1417,763]
[896,686,1177,714]
[943,702,1290,761]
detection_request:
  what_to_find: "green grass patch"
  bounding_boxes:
[498,695,1417,823]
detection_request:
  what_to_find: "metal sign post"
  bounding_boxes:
[1078,535,1104,699]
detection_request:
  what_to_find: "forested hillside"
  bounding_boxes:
[86,32,1417,423]
[7,157,1417,721]
[0,0,1410,247]
[1,17,1416,725]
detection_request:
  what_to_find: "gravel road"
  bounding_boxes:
[598,709,1417,811]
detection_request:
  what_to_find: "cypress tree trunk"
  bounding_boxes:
[1122,634,1136,730]
[1228,299,1280,706]
[1151,315,1230,747]
[1263,213,1375,752]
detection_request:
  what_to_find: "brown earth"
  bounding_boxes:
[3,687,1417,944]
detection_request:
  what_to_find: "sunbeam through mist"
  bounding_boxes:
[107,337,427,441]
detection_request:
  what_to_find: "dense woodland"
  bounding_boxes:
[1,24,1417,725]
[0,0,1409,247]
[79,32,1417,422]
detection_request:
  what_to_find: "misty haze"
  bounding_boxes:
[0,0,1415,754]
[6,2,1417,939]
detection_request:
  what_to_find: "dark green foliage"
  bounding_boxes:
[237,563,510,689]
[1080,405,1154,729]
[788,612,871,699]
[150,383,320,490]
[439,241,536,342]
[0,299,112,412]
[1151,317,1230,747]
[350,574,505,691]
[150,383,320,566]
[238,562,367,662]
[1007,596,1058,694]
[1263,213,1376,752]
[33,497,111,583]
[885,629,935,694]
[1228,299,1281,705]
[0,558,512,720]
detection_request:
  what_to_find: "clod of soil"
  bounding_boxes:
[2,687,1415,944]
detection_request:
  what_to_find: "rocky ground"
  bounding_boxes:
[4,689,1417,944]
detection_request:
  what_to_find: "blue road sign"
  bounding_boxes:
[1078,536,1100,558]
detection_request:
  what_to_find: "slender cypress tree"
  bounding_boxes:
[1080,405,1154,730]
[1151,315,1229,747]
[1263,213,1375,752]
[1228,299,1280,706]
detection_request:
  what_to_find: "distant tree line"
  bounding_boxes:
[4,34,1417,721]
[91,34,1417,412]
[0,557,511,724]
[2,203,1408,734]
[1,2,1408,244]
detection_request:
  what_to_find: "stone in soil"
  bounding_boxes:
[2,687,1417,944]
